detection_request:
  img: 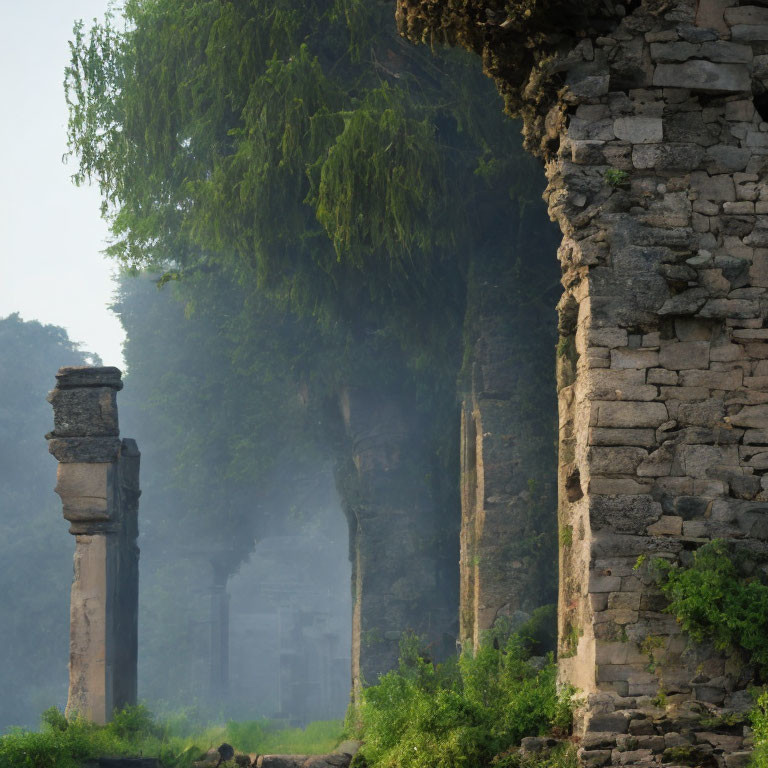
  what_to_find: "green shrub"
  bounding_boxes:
[604,169,629,187]
[351,626,573,768]
[655,540,768,674]
[752,690,768,768]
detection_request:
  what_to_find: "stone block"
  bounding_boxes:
[679,369,743,388]
[731,24,768,40]
[701,41,753,63]
[647,515,683,535]
[48,437,122,464]
[596,401,668,428]
[711,342,746,361]
[647,368,678,385]
[649,42,700,62]
[696,0,733,34]
[577,749,611,767]
[628,718,656,736]
[591,495,662,533]
[659,385,711,400]
[658,341,710,369]
[595,642,630,665]
[55,366,123,390]
[729,404,768,427]
[725,5,768,25]
[610,348,660,369]
[653,61,750,92]
[726,99,757,122]
[616,748,654,764]
[54,463,109,521]
[638,442,676,476]
[589,447,649,475]
[48,387,119,438]
[589,428,657,447]
[581,733,618,750]
[613,117,663,143]
[706,145,751,173]
[749,249,768,287]
[590,572,623,592]
[691,172,737,201]
[677,444,731,476]
[588,712,630,733]
[744,428,768,443]
[588,327,629,348]
[699,298,760,318]
[589,477,653,495]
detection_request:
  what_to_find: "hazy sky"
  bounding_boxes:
[0,0,125,366]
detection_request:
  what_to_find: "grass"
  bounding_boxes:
[0,706,344,768]
[348,611,573,768]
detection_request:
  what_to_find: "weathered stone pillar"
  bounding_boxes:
[209,557,230,701]
[459,213,560,651]
[397,0,768,762]
[338,385,457,697]
[47,366,140,724]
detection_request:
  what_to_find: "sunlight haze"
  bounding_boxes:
[0,0,124,366]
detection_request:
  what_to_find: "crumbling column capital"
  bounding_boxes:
[47,365,140,723]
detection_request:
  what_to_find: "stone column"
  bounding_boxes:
[209,557,230,701]
[47,366,140,724]
[397,0,768,761]
[459,212,560,651]
[533,1,768,762]
[338,385,458,698]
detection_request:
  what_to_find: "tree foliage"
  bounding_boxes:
[64,0,541,372]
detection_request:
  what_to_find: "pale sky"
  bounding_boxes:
[0,0,125,366]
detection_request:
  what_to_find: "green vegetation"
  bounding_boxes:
[0,706,343,768]
[655,540,768,675]
[349,624,573,768]
[603,169,629,187]
[751,689,768,768]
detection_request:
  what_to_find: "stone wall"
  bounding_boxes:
[543,0,768,764]
[398,0,768,762]
[47,366,140,724]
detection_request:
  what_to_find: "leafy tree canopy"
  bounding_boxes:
[65,0,540,382]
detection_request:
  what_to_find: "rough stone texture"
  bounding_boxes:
[536,0,768,763]
[47,367,141,724]
[255,756,352,768]
[395,0,768,762]
[459,218,560,650]
[337,386,457,697]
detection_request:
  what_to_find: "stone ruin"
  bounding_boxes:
[43,2,768,762]
[425,0,768,764]
[47,366,140,725]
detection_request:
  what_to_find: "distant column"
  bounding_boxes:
[209,557,230,701]
[46,366,140,724]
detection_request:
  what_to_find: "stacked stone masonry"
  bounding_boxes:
[545,0,768,765]
[47,366,140,724]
